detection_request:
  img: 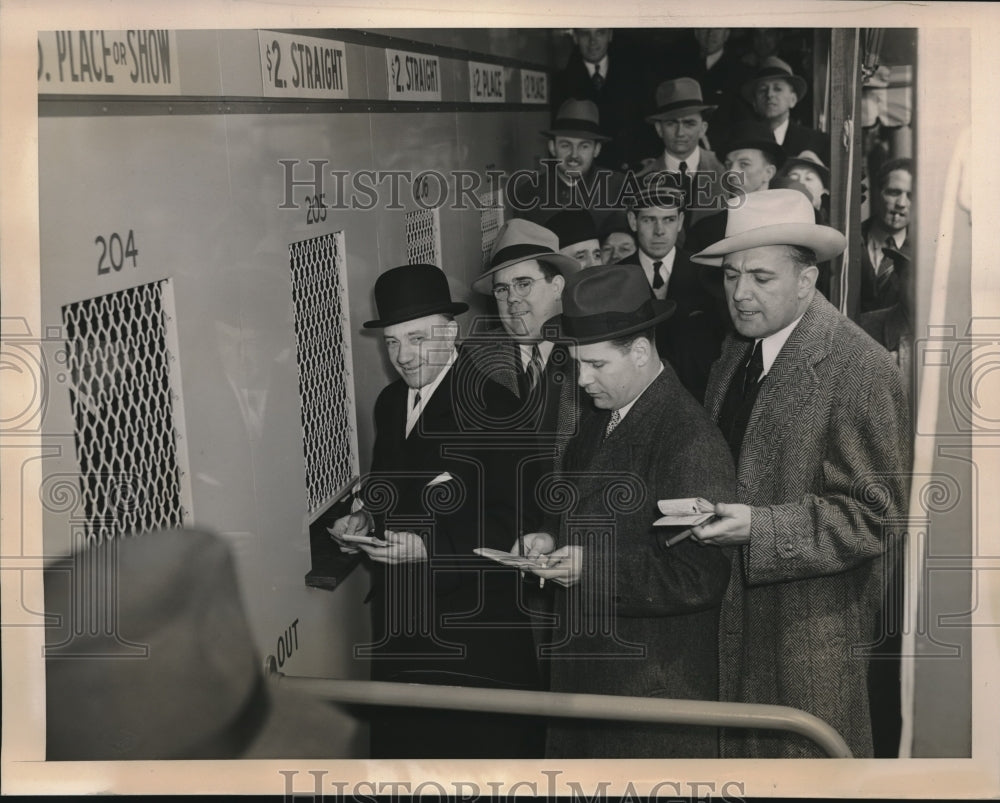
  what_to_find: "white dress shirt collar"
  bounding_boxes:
[518,340,555,371]
[584,55,609,79]
[664,146,701,173]
[772,118,790,146]
[638,247,677,300]
[758,313,804,376]
[405,348,458,437]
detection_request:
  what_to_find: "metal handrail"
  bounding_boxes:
[265,663,852,758]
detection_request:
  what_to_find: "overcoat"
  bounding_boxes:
[362,352,543,758]
[545,364,735,758]
[703,293,912,758]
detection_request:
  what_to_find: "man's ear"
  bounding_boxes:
[764,164,777,183]
[593,142,602,159]
[653,120,665,140]
[797,264,819,296]
[548,140,557,158]
[550,273,566,294]
[631,335,652,367]
[626,210,638,233]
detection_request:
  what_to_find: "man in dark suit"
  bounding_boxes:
[690,190,912,758]
[465,219,587,515]
[618,181,728,402]
[742,56,829,166]
[635,77,729,222]
[550,29,659,170]
[328,264,542,758]
[517,263,735,758]
[859,157,914,313]
[510,99,626,230]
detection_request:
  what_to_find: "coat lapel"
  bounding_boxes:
[738,295,834,486]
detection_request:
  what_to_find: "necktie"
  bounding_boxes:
[413,390,421,408]
[651,260,665,290]
[877,236,895,278]
[742,340,764,398]
[678,160,692,206]
[604,408,621,439]
[525,344,543,392]
[592,64,604,92]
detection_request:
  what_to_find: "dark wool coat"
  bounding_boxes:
[704,293,912,758]
[362,352,543,758]
[545,364,736,759]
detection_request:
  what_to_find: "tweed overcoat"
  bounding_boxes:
[545,364,736,758]
[704,293,912,758]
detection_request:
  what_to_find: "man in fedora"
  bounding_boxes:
[546,207,603,269]
[466,219,587,515]
[550,29,657,170]
[742,56,829,165]
[635,77,728,219]
[511,98,625,229]
[617,180,729,403]
[688,189,912,758]
[328,263,543,758]
[46,528,358,760]
[516,262,735,758]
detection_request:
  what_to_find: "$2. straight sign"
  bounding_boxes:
[259,31,349,99]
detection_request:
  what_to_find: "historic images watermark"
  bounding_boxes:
[277,159,747,216]
[277,768,748,801]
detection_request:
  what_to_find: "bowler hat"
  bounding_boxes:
[472,218,580,295]
[45,529,353,759]
[690,188,846,265]
[543,263,675,345]
[542,98,612,142]
[364,263,468,328]
[741,56,808,106]
[645,77,717,122]
[721,120,786,167]
[781,149,830,186]
[546,209,599,249]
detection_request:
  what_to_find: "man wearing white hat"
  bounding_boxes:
[689,189,912,758]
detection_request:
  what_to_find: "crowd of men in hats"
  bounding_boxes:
[323,28,915,762]
[44,28,916,764]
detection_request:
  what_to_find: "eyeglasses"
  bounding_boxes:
[492,277,542,300]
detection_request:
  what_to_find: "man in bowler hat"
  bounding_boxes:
[517,263,735,758]
[328,263,542,758]
[689,190,912,758]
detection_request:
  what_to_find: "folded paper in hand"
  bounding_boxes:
[654,497,715,527]
[427,472,454,486]
[473,547,550,569]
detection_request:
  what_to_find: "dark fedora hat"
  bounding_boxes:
[541,98,612,142]
[645,77,717,122]
[546,208,600,249]
[721,120,786,167]
[472,219,580,295]
[45,528,354,760]
[543,263,675,345]
[364,263,468,328]
[741,56,808,106]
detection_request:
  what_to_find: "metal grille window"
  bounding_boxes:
[405,207,441,266]
[479,190,505,267]
[61,280,192,544]
[289,231,359,517]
